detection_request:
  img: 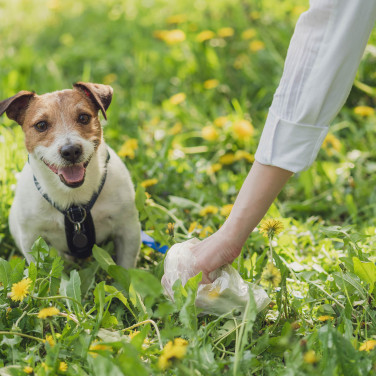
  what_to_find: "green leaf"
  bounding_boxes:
[10,258,25,284]
[30,237,50,262]
[135,184,146,212]
[27,262,37,291]
[128,269,162,300]
[353,257,376,292]
[178,272,202,332]
[88,356,124,376]
[61,270,82,314]
[50,257,64,278]
[79,262,99,298]
[108,265,130,293]
[94,281,106,322]
[103,285,129,308]
[92,245,116,272]
[0,258,11,292]
[101,311,118,328]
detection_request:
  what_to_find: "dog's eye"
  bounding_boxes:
[78,114,91,125]
[34,121,48,132]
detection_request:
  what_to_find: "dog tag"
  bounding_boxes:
[73,232,88,248]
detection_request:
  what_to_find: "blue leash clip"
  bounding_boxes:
[141,231,168,254]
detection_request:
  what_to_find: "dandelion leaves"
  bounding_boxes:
[353,257,376,293]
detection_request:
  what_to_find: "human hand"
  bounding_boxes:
[190,226,242,283]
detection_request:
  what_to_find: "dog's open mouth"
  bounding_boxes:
[43,160,90,188]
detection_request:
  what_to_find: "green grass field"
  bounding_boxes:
[2,0,376,374]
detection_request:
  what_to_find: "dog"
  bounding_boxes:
[0,82,141,268]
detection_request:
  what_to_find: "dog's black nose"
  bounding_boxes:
[60,144,82,163]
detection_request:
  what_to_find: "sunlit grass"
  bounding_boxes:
[2,0,376,374]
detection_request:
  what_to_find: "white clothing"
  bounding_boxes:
[255,0,376,173]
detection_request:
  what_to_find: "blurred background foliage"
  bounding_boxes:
[2,1,376,374]
[1,0,376,249]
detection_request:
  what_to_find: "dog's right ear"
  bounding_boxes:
[0,91,35,125]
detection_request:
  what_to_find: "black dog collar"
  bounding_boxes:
[32,150,110,258]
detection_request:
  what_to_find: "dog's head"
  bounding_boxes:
[0,82,113,188]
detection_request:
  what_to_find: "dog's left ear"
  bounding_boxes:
[73,82,113,120]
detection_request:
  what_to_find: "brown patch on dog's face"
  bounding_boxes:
[21,90,102,153]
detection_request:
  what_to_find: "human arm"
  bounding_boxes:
[191,161,292,282]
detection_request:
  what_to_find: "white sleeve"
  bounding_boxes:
[255,0,376,173]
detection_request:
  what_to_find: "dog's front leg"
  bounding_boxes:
[14,230,37,265]
[114,218,141,269]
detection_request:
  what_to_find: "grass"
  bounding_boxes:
[2,0,376,374]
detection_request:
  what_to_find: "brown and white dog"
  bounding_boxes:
[0,82,141,268]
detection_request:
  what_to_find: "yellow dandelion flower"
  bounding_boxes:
[262,263,282,287]
[219,153,236,165]
[153,30,167,40]
[196,30,215,42]
[89,342,112,357]
[23,366,33,374]
[199,226,214,238]
[354,106,375,117]
[322,133,341,155]
[241,28,257,40]
[128,331,140,340]
[169,92,186,105]
[213,116,228,127]
[235,150,255,163]
[169,122,182,135]
[158,338,188,370]
[166,14,187,24]
[249,40,265,52]
[206,163,222,174]
[220,204,233,217]
[103,73,117,85]
[44,334,55,347]
[250,11,261,20]
[188,221,202,233]
[233,119,254,140]
[318,315,334,322]
[10,278,32,302]
[203,79,220,90]
[359,340,376,351]
[118,138,138,159]
[199,205,218,216]
[202,125,219,141]
[37,307,60,319]
[206,163,222,175]
[59,362,68,372]
[166,222,175,236]
[162,29,186,45]
[303,350,318,364]
[217,27,234,38]
[259,218,284,238]
[140,178,158,188]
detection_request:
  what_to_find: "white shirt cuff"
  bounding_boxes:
[255,110,329,173]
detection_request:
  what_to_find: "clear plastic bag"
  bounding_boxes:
[162,238,270,317]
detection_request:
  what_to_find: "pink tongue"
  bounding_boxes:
[58,164,85,183]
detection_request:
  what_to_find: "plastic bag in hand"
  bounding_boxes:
[161,238,270,317]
